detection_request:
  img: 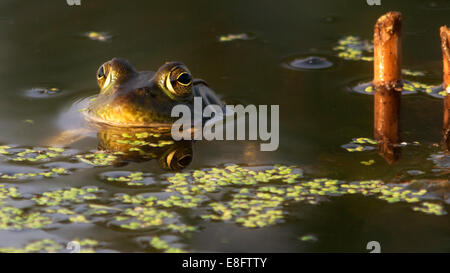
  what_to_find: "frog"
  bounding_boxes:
[49,58,226,170]
[87,58,224,128]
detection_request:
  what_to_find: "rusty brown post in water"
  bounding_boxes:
[373,12,402,164]
[440,26,450,151]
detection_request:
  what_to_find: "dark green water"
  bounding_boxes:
[0,0,448,252]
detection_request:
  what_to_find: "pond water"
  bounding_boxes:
[0,0,448,252]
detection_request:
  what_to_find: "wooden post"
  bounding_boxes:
[373,12,403,164]
[440,26,450,151]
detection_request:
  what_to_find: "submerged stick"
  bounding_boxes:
[373,12,403,164]
[440,26,450,150]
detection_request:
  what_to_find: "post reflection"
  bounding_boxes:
[373,86,402,164]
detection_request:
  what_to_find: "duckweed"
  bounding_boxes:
[43,207,89,223]
[0,159,446,251]
[360,160,376,166]
[0,206,52,230]
[180,166,447,227]
[150,237,186,253]
[0,238,99,253]
[113,207,175,230]
[341,138,377,152]
[333,36,373,61]
[0,184,19,205]
[219,33,252,42]
[354,80,443,97]
[76,152,118,166]
[101,171,148,186]
[412,202,447,216]
[300,235,318,242]
[0,239,61,253]
[86,32,110,41]
[0,168,69,180]
[32,186,100,206]
[402,69,425,77]
[1,147,67,163]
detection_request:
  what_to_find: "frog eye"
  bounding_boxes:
[97,65,106,79]
[177,72,192,86]
[156,62,193,99]
[165,70,192,98]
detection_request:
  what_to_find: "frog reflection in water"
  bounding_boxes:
[54,58,224,170]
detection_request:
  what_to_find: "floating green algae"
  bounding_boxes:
[341,137,377,152]
[355,80,445,98]
[402,69,425,77]
[333,36,373,61]
[0,238,99,253]
[0,146,68,163]
[0,206,52,230]
[158,165,448,228]
[0,239,61,253]
[111,193,197,232]
[299,235,318,242]
[360,159,376,166]
[43,207,90,223]
[0,186,53,231]
[100,171,156,187]
[0,167,69,180]
[219,33,254,42]
[86,31,111,42]
[112,207,176,230]
[178,167,447,227]
[76,152,118,166]
[0,184,19,205]
[0,161,446,252]
[149,237,186,253]
[412,202,447,216]
[32,186,100,206]
[0,145,78,181]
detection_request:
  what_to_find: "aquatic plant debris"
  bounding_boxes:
[76,152,118,166]
[0,238,99,253]
[0,146,68,163]
[360,159,376,166]
[86,32,110,42]
[219,33,253,42]
[0,168,69,180]
[149,237,186,253]
[100,171,153,186]
[299,235,318,242]
[0,206,53,230]
[0,163,447,251]
[341,138,377,152]
[353,81,445,98]
[412,202,447,216]
[32,186,100,206]
[334,36,373,61]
